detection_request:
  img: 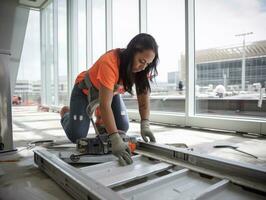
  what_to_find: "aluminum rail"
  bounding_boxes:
[34,150,124,200]
[135,141,266,193]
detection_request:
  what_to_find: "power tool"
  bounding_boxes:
[69,78,137,162]
[77,132,137,154]
[70,131,137,162]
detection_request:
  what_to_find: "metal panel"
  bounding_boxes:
[120,169,220,200]
[261,122,266,135]
[0,0,16,51]
[34,149,124,200]
[136,142,266,193]
[121,176,264,200]
[127,110,263,135]
[9,6,30,96]
[0,54,14,151]
[197,184,266,200]
[0,0,19,151]
[119,169,189,195]
[19,0,48,8]
[81,155,172,187]
[193,179,229,200]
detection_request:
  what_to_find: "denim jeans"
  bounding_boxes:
[61,84,129,143]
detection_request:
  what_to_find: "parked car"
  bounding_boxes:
[12,96,22,105]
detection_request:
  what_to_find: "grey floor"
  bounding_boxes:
[0,106,266,200]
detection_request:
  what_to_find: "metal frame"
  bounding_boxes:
[53,0,59,105]
[67,0,79,97]
[0,52,14,152]
[34,149,124,200]
[66,0,72,99]
[119,172,230,199]
[40,8,47,105]
[185,0,195,120]
[136,141,266,193]
[40,6,45,104]
[105,0,113,51]
[139,0,147,33]
[41,0,59,105]
[86,0,93,69]
[34,142,266,200]
[41,3,53,105]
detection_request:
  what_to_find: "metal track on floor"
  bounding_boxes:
[34,141,266,200]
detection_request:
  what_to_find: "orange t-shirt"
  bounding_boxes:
[75,49,124,95]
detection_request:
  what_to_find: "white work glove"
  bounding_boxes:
[109,133,133,166]
[140,119,156,142]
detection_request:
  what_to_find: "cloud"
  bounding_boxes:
[195,0,266,49]
[18,0,266,83]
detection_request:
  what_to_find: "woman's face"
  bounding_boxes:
[132,49,155,73]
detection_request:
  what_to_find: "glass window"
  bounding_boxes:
[195,0,266,119]
[77,0,87,72]
[42,3,55,105]
[146,0,185,113]
[262,57,266,65]
[15,10,41,106]
[92,0,106,63]
[113,0,139,48]
[58,0,68,106]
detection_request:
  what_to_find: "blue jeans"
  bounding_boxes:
[61,84,129,143]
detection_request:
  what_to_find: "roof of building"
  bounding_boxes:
[196,40,266,63]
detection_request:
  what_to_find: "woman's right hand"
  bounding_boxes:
[109,132,133,166]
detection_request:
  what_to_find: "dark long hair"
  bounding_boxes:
[118,33,159,95]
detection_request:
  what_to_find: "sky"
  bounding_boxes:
[18,0,266,82]
[195,0,266,49]
[18,10,41,81]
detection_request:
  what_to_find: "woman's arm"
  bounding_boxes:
[99,83,133,165]
[137,90,156,142]
[137,91,150,120]
[98,83,118,134]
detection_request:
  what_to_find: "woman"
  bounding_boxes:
[60,33,159,166]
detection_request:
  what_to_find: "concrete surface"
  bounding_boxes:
[0,106,266,200]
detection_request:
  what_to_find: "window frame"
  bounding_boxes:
[40,0,266,135]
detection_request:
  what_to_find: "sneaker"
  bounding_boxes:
[60,106,70,118]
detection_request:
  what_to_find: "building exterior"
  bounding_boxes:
[168,71,179,84]
[180,40,266,90]
[14,80,41,104]
[14,76,68,105]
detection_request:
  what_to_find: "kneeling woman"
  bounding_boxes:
[60,33,159,166]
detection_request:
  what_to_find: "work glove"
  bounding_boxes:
[109,132,133,166]
[141,119,156,142]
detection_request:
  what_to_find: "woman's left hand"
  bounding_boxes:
[140,120,156,142]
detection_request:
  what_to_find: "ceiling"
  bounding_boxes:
[18,0,49,9]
